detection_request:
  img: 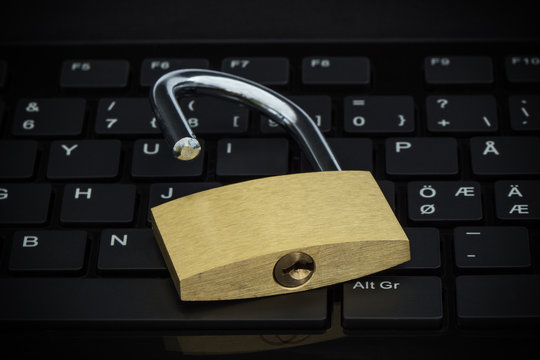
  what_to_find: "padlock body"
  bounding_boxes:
[151,171,409,301]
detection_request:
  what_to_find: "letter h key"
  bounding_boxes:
[149,69,409,301]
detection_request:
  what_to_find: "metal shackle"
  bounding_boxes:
[150,69,341,172]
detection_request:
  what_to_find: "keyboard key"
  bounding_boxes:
[60,184,136,224]
[0,140,37,179]
[509,95,540,131]
[393,228,440,270]
[216,138,288,177]
[140,58,209,87]
[302,57,370,85]
[495,181,540,220]
[9,231,87,272]
[179,97,249,134]
[222,57,289,85]
[505,56,540,83]
[456,275,540,327]
[47,140,121,179]
[342,276,443,329]
[0,184,51,224]
[0,60,6,87]
[0,278,327,330]
[98,229,166,272]
[344,96,414,133]
[470,136,540,175]
[95,98,160,135]
[147,182,221,222]
[426,95,497,132]
[60,60,129,88]
[301,138,373,172]
[0,100,4,127]
[408,181,482,221]
[132,139,204,179]
[424,56,493,84]
[261,95,331,134]
[454,227,530,269]
[386,138,458,176]
[378,180,395,211]
[12,98,85,136]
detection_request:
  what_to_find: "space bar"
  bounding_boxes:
[0,278,327,330]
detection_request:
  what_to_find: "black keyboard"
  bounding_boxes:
[1,42,539,358]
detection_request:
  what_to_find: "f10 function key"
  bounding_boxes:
[506,56,540,83]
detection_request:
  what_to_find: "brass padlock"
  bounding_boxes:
[150,69,409,301]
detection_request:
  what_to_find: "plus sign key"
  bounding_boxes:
[426,95,497,132]
[408,182,482,221]
[495,181,540,220]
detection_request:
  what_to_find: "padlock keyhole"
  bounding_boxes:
[274,252,315,288]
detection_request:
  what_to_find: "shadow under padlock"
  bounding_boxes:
[150,69,409,301]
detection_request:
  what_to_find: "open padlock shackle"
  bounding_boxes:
[150,69,341,171]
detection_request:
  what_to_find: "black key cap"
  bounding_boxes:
[222,57,289,85]
[408,181,482,221]
[140,58,209,87]
[148,182,221,222]
[0,140,37,179]
[0,184,51,224]
[9,231,87,272]
[378,180,395,211]
[426,95,497,132]
[505,56,540,83]
[0,278,327,329]
[301,138,373,172]
[424,56,493,84]
[60,60,129,88]
[132,139,204,178]
[386,138,458,176]
[261,95,331,134]
[95,98,160,135]
[470,136,540,175]
[495,181,540,220]
[60,184,135,224]
[216,138,288,177]
[0,60,6,87]
[454,227,530,269]
[0,100,4,127]
[179,97,249,134]
[456,275,540,327]
[343,276,443,329]
[344,96,414,133]
[47,140,121,179]
[12,98,85,136]
[98,229,166,272]
[393,228,440,270]
[509,95,540,131]
[302,57,370,85]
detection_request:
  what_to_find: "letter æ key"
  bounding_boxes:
[150,69,409,301]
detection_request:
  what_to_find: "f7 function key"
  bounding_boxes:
[425,56,493,85]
